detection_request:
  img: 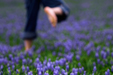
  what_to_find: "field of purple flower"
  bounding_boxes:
[0,0,113,75]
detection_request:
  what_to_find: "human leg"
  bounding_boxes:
[42,0,70,27]
[22,0,41,51]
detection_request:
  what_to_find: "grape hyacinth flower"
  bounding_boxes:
[93,66,96,73]
[93,62,96,66]
[8,67,11,75]
[79,68,83,73]
[78,62,81,67]
[12,65,15,70]
[28,71,33,75]
[111,66,113,72]
[44,72,49,75]
[83,71,86,75]
[76,55,80,61]
[107,69,110,75]
[110,60,113,65]
[70,72,74,75]
[111,52,113,58]
[28,51,33,57]
[66,64,69,72]
[106,50,110,56]
[54,66,60,72]
[27,66,30,73]
[74,72,78,75]
[105,72,108,75]
[0,65,3,71]
[47,62,51,69]
[61,69,66,75]
[53,69,59,75]
[38,71,42,75]
[22,65,25,72]
[43,66,47,72]
[9,54,13,60]
[97,59,100,64]
[22,59,27,65]
[0,71,3,75]
[52,52,56,56]
[16,69,19,74]
[36,58,40,63]
[100,61,105,67]
[8,67,10,71]
[72,68,76,73]
[95,52,99,58]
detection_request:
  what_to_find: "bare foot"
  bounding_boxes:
[44,7,57,27]
[24,40,32,51]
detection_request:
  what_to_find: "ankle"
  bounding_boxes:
[24,40,32,51]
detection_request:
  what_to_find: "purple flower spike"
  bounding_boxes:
[8,70,11,75]
[29,59,32,64]
[72,68,76,73]
[0,65,3,70]
[93,62,96,66]
[55,66,60,71]
[95,52,99,58]
[105,72,108,75]
[107,69,110,75]
[93,66,96,73]
[38,71,42,75]
[111,52,113,58]
[9,54,13,60]
[66,64,69,72]
[110,60,113,65]
[44,73,49,75]
[52,52,56,56]
[28,51,33,57]
[16,69,19,74]
[12,65,15,70]
[55,60,59,66]
[78,62,81,67]
[43,66,47,72]
[22,65,25,72]
[96,46,101,52]
[22,59,27,65]
[28,71,33,75]
[82,67,84,71]
[106,50,110,56]
[53,69,59,75]
[0,71,3,75]
[36,58,40,63]
[76,55,80,61]
[27,66,30,73]
[79,68,82,73]
[47,62,51,69]
[61,69,66,74]
[8,67,10,71]
[97,59,100,64]
[74,72,78,75]
[70,72,74,75]
[111,66,113,72]
[83,71,86,75]
[103,52,107,59]
[63,72,67,75]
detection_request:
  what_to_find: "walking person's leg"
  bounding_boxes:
[22,0,41,51]
[42,0,70,27]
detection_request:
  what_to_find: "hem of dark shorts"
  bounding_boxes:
[56,5,70,22]
[59,5,70,16]
[21,32,37,40]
